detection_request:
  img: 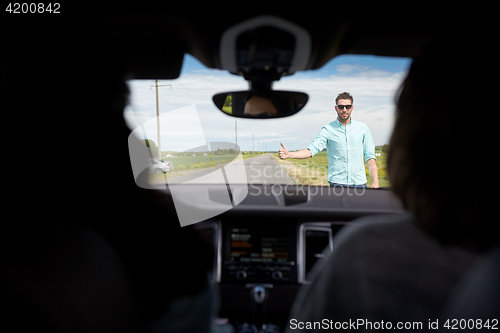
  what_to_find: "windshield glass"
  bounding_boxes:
[125,54,411,189]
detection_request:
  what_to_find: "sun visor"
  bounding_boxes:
[121,40,185,79]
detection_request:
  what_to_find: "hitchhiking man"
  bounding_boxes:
[279,92,379,188]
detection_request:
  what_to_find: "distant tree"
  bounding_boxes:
[382,144,389,153]
[223,94,232,107]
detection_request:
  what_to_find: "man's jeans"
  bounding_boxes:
[329,182,367,188]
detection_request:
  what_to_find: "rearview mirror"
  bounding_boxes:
[213,90,308,118]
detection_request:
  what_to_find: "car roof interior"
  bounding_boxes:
[3,6,494,333]
[3,6,460,79]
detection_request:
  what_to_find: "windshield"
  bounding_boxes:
[125,54,410,189]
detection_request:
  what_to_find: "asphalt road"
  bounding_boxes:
[167,154,294,185]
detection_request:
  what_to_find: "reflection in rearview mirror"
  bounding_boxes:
[213,90,309,118]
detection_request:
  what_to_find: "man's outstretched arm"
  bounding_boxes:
[367,158,379,188]
[279,143,312,160]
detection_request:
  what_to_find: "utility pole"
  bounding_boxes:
[252,134,254,154]
[155,80,161,160]
[152,80,171,160]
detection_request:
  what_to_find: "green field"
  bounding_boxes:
[147,154,240,184]
[159,151,267,171]
[163,154,239,171]
[148,152,267,184]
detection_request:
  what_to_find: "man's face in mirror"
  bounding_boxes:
[244,95,278,116]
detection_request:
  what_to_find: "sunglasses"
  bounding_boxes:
[336,105,353,110]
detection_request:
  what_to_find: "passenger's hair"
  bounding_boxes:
[3,28,214,313]
[387,30,496,251]
[335,92,353,104]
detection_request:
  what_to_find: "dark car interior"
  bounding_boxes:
[2,6,496,333]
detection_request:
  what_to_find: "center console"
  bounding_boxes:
[221,222,297,284]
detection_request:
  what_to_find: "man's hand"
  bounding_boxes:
[279,145,311,160]
[279,143,289,160]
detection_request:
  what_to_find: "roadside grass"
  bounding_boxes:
[167,155,238,170]
[242,152,266,159]
[148,155,237,183]
[164,152,266,170]
[271,151,390,187]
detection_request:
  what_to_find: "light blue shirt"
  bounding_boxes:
[306,118,376,185]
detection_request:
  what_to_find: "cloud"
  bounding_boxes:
[335,64,372,74]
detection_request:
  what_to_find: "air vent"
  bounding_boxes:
[191,221,220,282]
[299,223,333,283]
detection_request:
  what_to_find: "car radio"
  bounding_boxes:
[221,223,297,284]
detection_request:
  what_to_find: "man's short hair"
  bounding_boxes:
[335,92,353,104]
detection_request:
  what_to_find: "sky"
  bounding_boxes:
[124,54,411,153]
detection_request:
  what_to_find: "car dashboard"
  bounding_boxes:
[180,184,405,331]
